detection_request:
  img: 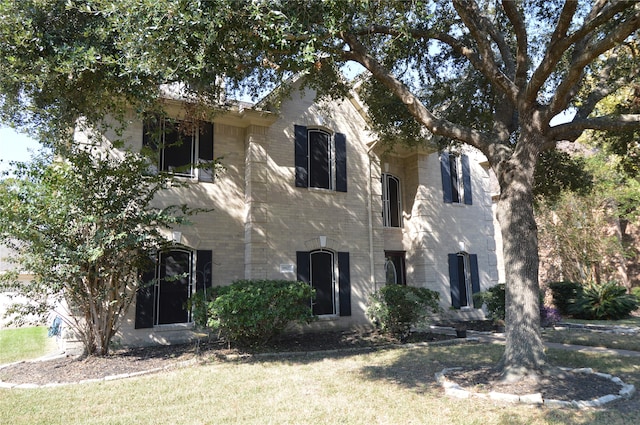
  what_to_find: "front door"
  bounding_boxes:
[310,251,335,315]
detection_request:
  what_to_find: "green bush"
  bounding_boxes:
[187,289,215,328]
[548,281,583,315]
[570,281,639,320]
[366,285,440,341]
[194,280,315,346]
[632,287,640,301]
[472,283,506,322]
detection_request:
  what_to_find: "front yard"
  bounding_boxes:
[1,325,640,424]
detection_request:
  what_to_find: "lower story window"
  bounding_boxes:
[384,251,406,285]
[448,252,480,308]
[296,250,351,317]
[155,249,193,325]
[135,249,212,329]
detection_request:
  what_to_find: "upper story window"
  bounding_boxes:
[143,116,214,182]
[294,124,347,192]
[440,152,472,205]
[382,173,402,227]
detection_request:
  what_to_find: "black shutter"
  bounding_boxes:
[294,125,308,187]
[448,253,461,308]
[335,132,347,192]
[196,250,212,292]
[469,254,480,295]
[198,122,214,182]
[461,154,472,205]
[296,251,311,284]
[338,252,351,316]
[440,153,453,203]
[135,258,156,329]
[142,115,161,174]
[142,115,160,151]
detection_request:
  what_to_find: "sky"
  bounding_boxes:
[0,127,41,172]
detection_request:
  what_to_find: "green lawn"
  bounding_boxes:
[1,343,640,425]
[563,316,640,327]
[0,326,53,364]
[542,327,640,352]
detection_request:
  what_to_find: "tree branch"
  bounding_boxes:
[452,0,519,104]
[548,114,640,142]
[340,31,492,153]
[525,1,579,104]
[501,0,527,88]
[547,3,640,118]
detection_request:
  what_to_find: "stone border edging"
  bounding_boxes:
[0,357,200,389]
[436,366,636,408]
[0,336,478,389]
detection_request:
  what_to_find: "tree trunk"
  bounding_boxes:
[494,131,546,381]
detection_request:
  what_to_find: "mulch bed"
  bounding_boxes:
[0,328,453,386]
[444,367,624,401]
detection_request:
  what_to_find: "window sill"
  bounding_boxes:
[306,187,339,194]
[152,322,195,332]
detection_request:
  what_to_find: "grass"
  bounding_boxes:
[0,326,53,364]
[542,327,640,352]
[1,342,640,425]
[562,316,640,327]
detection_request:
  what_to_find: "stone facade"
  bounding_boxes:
[70,82,503,348]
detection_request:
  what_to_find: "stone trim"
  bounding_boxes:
[436,366,636,408]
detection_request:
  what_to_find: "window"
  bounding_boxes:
[143,117,214,182]
[295,125,347,192]
[296,250,351,316]
[448,252,480,308]
[382,173,402,227]
[385,251,406,285]
[135,249,212,329]
[440,152,472,204]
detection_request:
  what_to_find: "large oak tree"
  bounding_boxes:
[1,0,638,378]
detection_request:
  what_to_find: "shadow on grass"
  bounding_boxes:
[357,343,504,393]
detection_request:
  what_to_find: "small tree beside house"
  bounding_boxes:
[0,148,200,356]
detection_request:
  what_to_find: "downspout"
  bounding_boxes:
[367,146,377,293]
[349,87,377,293]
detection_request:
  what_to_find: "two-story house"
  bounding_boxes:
[69,79,503,349]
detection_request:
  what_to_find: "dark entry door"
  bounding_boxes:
[156,250,192,325]
[310,251,335,315]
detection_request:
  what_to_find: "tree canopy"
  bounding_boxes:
[0,0,638,378]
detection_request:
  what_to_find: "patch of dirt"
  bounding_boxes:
[444,367,624,401]
[0,329,452,386]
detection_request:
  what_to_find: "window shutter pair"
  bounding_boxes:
[294,124,347,192]
[296,251,351,316]
[440,153,472,205]
[135,249,213,329]
[447,253,480,309]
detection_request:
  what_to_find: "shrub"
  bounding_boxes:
[632,287,640,301]
[195,280,315,347]
[472,283,506,322]
[187,290,215,328]
[548,281,583,315]
[570,281,639,320]
[540,305,562,327]
[366,285,440,341]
